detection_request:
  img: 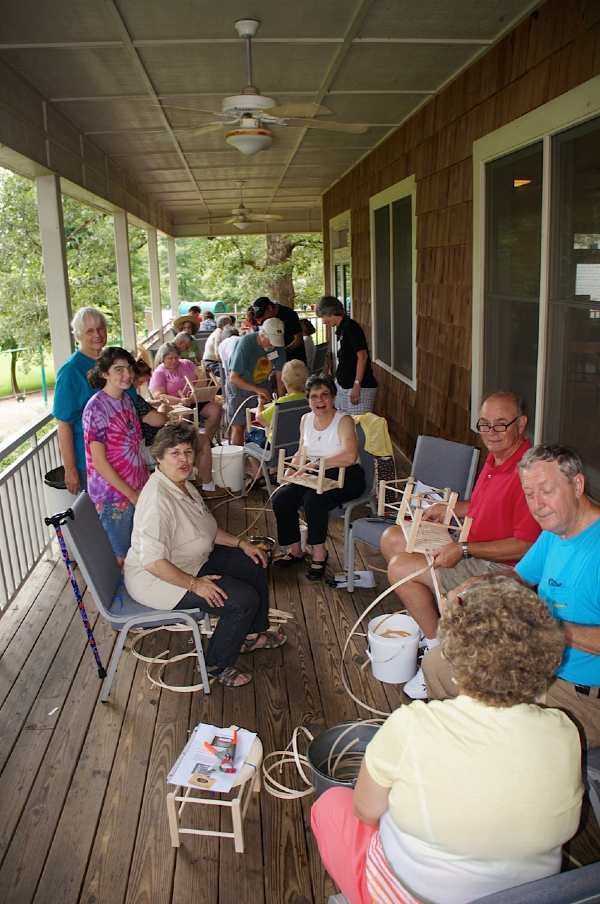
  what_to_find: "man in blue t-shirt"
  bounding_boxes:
[228,318,286,446]
[52,307,108,493]
[423,444,600,749]
[516,444,600,748]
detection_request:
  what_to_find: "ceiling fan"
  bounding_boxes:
[198,182,283,231]
[163,18,368,155]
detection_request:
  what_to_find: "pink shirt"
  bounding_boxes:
[149,359,197,398]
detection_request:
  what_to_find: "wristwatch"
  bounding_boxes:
[460,542,470,559]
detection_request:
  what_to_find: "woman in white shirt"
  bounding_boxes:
[272,374,365,580]
[124,422,286,687]
[311,577,583,904]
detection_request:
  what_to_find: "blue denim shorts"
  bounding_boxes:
[98,502,135,558]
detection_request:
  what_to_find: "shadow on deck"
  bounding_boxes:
[0,490,598,904]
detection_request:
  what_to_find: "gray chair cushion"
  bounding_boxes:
[413,435,479,500]
[62,492,122,614]
[471,862,600,903]
[352,518,395,547]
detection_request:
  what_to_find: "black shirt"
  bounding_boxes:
[132,392,160,447]
[335,315,377,389]
[275,304,306,363]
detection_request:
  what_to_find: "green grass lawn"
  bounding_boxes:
[0,352,56,398]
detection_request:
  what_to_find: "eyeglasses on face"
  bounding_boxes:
[475,415,520,433]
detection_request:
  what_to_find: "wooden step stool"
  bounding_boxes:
[166,737,263,853]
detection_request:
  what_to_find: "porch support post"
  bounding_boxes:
[113,210,137,353]
[36,174,74,370]
[167,235,178,317]
[147,226,164,341]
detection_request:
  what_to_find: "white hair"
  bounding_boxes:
[71,307,107,341]
[174,331,192,346]
[155,342,179,366]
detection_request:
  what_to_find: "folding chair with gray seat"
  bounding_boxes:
[586,746,600,829]
[330,423,377,582]
[311,342,329,374]
[345,434,480,591]
[471,861,600,902]
[194,334,208,360]
[244,398,311,495]
[62,492,211,702]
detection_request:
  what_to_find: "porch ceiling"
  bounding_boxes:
[0,0,536,236]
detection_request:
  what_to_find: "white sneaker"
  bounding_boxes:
[403,666,428,700]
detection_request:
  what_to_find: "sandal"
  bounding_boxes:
[240,628,287,654]
[272,552,305,568]
[211,666,252,688]
[307,552,329,581]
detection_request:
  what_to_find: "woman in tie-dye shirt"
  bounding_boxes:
[82,347,149,562]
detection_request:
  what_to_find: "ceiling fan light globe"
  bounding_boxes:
[234,220,250,230]
[225,128,272,156]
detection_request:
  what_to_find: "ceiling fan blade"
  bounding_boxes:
[159,103,225,118]
[284,117,368,134]
[246,213,283,221]
[187,122,226,135]
[267,102,332,118]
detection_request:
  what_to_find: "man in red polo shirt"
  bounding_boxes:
[380,391,540,699]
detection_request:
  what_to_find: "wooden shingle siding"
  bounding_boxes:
[323,0,600,457]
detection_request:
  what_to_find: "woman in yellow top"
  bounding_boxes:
[244,359,308,482]
[311,577,583,903]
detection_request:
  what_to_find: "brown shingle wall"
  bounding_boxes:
[323,0,600,457]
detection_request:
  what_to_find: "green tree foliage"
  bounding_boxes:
[169,232,323,308]
[0,167,323,369]
[0,170,47,356]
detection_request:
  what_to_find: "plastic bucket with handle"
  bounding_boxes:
[44,466,77,518]
[211,442,244,492]
[367,613,420,684]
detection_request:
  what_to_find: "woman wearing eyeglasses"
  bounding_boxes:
[82,348,149,562]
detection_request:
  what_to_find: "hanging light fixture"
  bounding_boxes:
[225,126,273,156]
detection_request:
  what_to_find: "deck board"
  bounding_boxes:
[0,491,598,904]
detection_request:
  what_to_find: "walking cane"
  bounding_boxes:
[44,509,107,679]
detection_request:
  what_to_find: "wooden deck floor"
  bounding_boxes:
[0,491,598,904]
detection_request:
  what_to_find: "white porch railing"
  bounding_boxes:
[0,413,61,610]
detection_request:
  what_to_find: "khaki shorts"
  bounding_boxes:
[434,558,506,595]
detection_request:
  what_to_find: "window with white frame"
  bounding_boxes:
[370,176,416,387]
[329,210,352,317]
[473,75,600,497]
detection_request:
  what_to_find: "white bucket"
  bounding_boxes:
[43,466,77,519]
[367,613,420,684]
[212,442,244,492]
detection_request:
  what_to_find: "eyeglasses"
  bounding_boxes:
[475,415,520,433]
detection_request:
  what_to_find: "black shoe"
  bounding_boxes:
[272,552,305,568]
[307,552,329,581]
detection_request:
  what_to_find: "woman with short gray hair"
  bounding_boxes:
[316,295,377,414]
[52,306,108,493]
[124,421,286,687]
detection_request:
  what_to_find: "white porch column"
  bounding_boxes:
[36,174,73,370]
[167,235,179,318]
[113,210,137,353]
[147,226,164,342]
